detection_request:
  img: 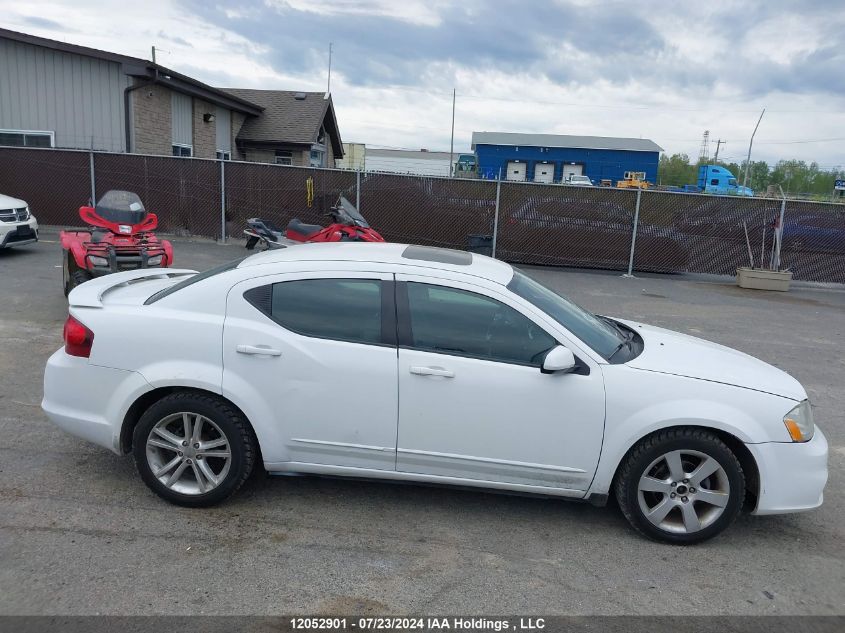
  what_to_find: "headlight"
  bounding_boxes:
[147,255,163,266]
[88,255,108,267]
[783,400,814,442]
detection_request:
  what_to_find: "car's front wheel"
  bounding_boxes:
[615,428,745,544]
[133,392,257,507]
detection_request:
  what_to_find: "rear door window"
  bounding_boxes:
[270,278,383,345]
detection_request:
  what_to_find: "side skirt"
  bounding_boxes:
[264,461,589,500]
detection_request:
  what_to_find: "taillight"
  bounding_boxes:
[63,315,94,358]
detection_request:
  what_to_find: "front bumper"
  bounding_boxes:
[747,426,828,515]
[42,348,152,454]
[0,216,38,248]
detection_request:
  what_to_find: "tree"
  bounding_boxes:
[658,153,843,198]
[658,153,697,186]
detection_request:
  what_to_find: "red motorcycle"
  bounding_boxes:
[61,190,173,295]
[245,197,384,250]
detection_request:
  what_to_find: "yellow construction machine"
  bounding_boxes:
[616,171,651,190]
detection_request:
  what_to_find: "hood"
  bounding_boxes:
[0,193,27,210]
[616,319,805,401]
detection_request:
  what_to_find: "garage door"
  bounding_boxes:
[506,161,526,181]
[562,164,583,180]
[534,163,554,183]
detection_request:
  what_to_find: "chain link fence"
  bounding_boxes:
[496,182,640,270]
[359,172,497,250]
[94,153,222,237]
[1,147,843,284]
[0,148,90,226]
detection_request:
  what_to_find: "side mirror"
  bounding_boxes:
[542,345,576,374]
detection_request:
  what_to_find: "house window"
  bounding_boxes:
[172,144,193,157]
[275,150,293,166]
[216,151,231,161]
[0,129,54,148]
[310,149,325,167]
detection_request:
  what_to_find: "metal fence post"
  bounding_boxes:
[220,160,226,243]
[491,179,502,259]
[356,169,361,211]
[88,150,96,205]
[624,188,642,277]
[773,195,787,271]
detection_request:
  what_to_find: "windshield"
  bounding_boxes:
[507,269,625,359]
[334,196,370,227]
[95,190,148,225]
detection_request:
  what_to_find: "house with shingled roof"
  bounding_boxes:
[222,89,343,167]
[0,28,343,166]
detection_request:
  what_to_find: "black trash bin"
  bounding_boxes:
[467,234,493,257]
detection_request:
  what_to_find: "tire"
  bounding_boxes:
[245,235,258,250]
[614,428,744,544]
[132,391,257,507]
[69,268,93,292]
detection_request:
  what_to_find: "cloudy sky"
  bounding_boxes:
[3,0,844,167]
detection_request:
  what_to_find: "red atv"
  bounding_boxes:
[61,190,173,296]
[245,196,384,250]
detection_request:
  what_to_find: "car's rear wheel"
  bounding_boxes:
[133,392,257,507]
[615,428,744,544]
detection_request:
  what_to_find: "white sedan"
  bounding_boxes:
[42,243,827,543]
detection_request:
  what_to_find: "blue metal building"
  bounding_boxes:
[471,132,662,184]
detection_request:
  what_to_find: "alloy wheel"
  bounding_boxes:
[637,449,730,534]
[145,412,231,495]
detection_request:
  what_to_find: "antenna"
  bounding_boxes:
[698,130,710,163]
[151,45,156,64]
[327,42,333,94]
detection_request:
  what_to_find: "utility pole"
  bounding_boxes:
[151,45,156,63]
[713,139,725,162]
[327,43,333,94]
[743,109,765,191]
[449,88,456,177]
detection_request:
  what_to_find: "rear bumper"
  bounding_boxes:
[42,348,152,454]
[747,426,828,515]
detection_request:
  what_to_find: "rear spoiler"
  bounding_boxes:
[68,268,198,308]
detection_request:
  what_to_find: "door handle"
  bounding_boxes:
[409,366,454,378]
[236,344,282,356]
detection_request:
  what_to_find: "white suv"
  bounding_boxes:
[0,194,39,248]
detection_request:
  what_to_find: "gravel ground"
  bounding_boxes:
[0,229,843,615]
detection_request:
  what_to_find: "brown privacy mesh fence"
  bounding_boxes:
[0,148,90,226]
[224,162,357,237]
[777,200,845,283]
[359,173,497,250]
[634,191,783,277]
[496,183,639,270]
[94,153,222,237]
[1,147,844,283]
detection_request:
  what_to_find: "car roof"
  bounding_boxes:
[238,242,515,285]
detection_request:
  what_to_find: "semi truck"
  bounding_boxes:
[697,165,754,196]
